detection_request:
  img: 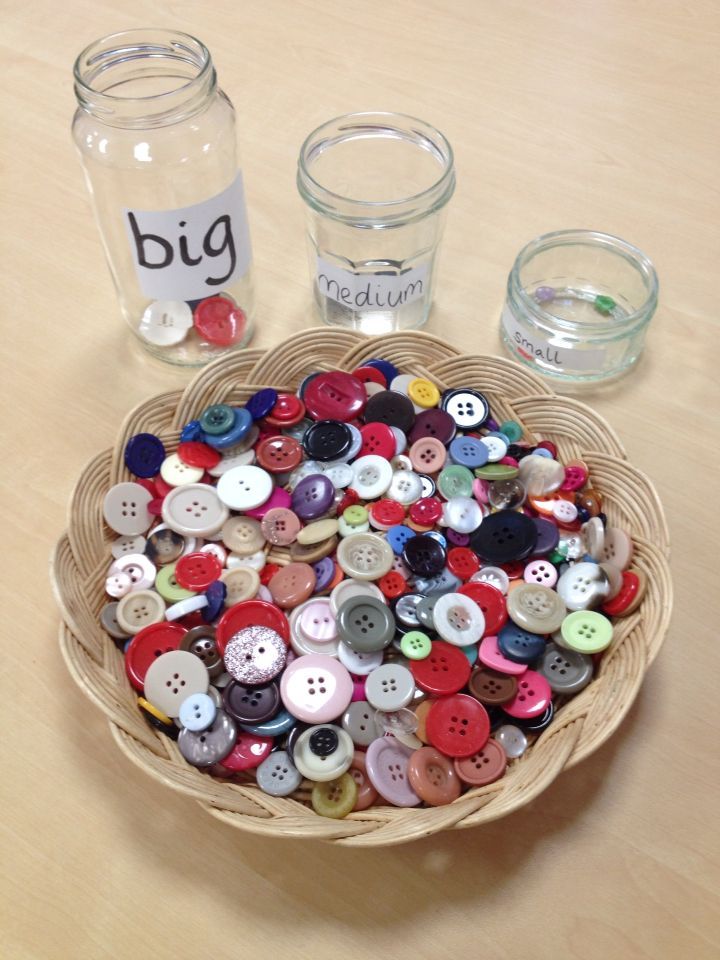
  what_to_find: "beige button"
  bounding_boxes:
[296,518,339,546]
[600,527,633,570]
[290,535,338,563]
[220,566,260,605]
[159,453,204,487]
[103,482,154,536]
[116,589,166,634]
[162,483,229,537]
[336,532,394,581]
[518,455,565,496]
[143,650,209,718]
[506,582,567,633]
[221,516,265,555]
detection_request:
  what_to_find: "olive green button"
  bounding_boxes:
[474,463,520,480]
[311,772,358,818]
[199,403,235,435]
[400,630,432,660]
[155,562,197,603]
[343,504,368,527]
[437,465,474,499]
[337,595,395,652]
[560,610,613,653]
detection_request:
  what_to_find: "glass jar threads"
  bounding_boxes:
[297,112,455,335]
[72,29,255,365]
[501,230,658,384]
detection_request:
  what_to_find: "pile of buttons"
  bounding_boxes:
[100,362,645,818]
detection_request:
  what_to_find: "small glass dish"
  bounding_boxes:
[500,229,658,385]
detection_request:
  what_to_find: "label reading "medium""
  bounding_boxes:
[316,258,428,310]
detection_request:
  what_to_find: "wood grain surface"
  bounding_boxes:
[1,2,718,958]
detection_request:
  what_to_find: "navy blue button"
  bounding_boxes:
[202,580,227,623]
[470,510,538,563]
[365,358,399,383]
[505,701,554,733]
[403,533,446,577]
[203,407,253,449]
[312,556,335,592]
[180,420,203,442]
[302,420,353,462]
[532,517,560,555]
[245,388,278,420]
[363,390,415,432]
[448,435,489,469]
[497,623,546,663]
[240,708,296,737]
[387,524,417,554]
[124,433,165,479]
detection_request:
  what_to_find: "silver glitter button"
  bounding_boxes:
[223,626,287,685]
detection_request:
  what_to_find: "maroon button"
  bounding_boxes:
[264,393,306,428]
[408,408,456,445]
[125,622,187,691]
[358,422,396,459]
[425,693,490,758]
[256,435,304,473]
[219,732,274,771]
[216,600,290,654]
[458,581,508,635]
[176,441,222,469]
[410,641,471,696]
[446,547,480,580]
[303,371,367,422]
[175,551,222,591]
[193,296,246,346]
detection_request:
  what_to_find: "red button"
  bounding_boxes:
[259,562,282,586]
[193,296,246,346]
[255,435,303,473]
[177,441,221,470]
[219,732,274,771]
[303,371,367,422]
[601,570,644,616]
[458,581,508,635]
[153,474,174,498]
[125,622,187,691]
[378,571,408,599]
[500,560,526,580]
[264,393,306,428]
[175,552,222,591]
[409,497,443,526]
[369,499,406,527]
[411,641,471,696]
[337,488,360,514]
[216,600,290,654]
[425,694,490,758]
[353,364,387,387]
[446,547,480,580]
[136,477,158,497]
[534,440,558,458]
[358,422,396,459]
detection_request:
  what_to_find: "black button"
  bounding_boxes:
[503,701,554,733]
[363,390,415,432]
[309,726,339,756]
[223,680,280,724]
[302,419,353,461]
[470,510,538,563]
[403,534,447,577]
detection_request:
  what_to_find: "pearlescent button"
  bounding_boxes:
[506,582,567,633]
[432,592,485,646]
[351,455,393,499]
[336,532,394,581]
[280,654,353,723]
[556,562,610,610]
[178,709,237,766]
[494,724,528,759]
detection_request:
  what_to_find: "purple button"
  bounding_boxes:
[532,516,560,555]
[408,408,456,446]
[446,529,470,547]
[312,556,335,592]
[365,736,421,807]
[291,473,335,521]
[245,485,291,520]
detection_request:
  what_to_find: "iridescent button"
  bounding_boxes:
[280,654,353,723]
[365,736,421,806]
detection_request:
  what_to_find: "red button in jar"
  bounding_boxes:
[193,296,246,346]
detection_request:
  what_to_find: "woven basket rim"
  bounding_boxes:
[51,328,672,846]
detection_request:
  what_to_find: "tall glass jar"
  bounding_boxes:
[72,29,254,365]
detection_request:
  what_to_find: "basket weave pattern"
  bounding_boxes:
[51,330,672,846]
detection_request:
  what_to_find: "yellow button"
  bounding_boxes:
[408,377,440,408]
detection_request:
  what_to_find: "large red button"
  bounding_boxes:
[458,581,508,635]
[369,499,406,528]
[219,732,274,771]
[216,600,290,653]
[303,371,367,422]
[175,552,222,591]
[125,622,187,691]
[425,694,490,758]
[410,641,471,696]
[264,393,306,428]
[255,435,303,473]
[193,297,246,346]
[358,422,396,459]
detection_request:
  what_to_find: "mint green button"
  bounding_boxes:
[499,420,523,442]
[400,630,432,660]
[438,465,474,499]
[155,562,197,603]
[560,610,613,653]
[343,504,368,527]
[474,463,519,480]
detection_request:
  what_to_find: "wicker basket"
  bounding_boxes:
[50,329,672,846]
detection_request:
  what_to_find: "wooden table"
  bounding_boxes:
[3,2,719,957]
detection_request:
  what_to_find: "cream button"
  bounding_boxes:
[336,532,394,581]
[103,482,154,536]
[518,455,565,496]
[329,578,386,616]
[220,566,260,605]
[143,650,209,718]
[388,469,423,505]
[506,582,567,633]
[292,725,354,782]
[116,589,166,634]
[160,453,204,487]
[162,483,229,537]
[432,592,485,646]
[221,516,265,555]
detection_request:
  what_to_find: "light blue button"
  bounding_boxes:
[386,524,416,555]
[448,435,489,469]
[178,692,217,732]
[256,750,303,797]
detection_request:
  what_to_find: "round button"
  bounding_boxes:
[437,465,474,500]
[162,483,229,537]
[217,465,273,511]
[408,437,447,473]
[408,408,456,445]
[219,732,274,771]
[193,296,246,346]
[342,701,383,746]
[365,663,415,711]
[302,420,353,462]
[256,435,304,473]
[336,532,394,581]
[556,562,610,611]
[125,621,187,691]
[448,435,488,469]
[494,724,528,758]
[518,455,565,496]
[124,433,166,479]
[174,551,222,591]
[458,581,508,635]
[311,773,358,819]
[425,694,490,757]
[351,455,394,500]
[369,498,406,529]
[303,371,367,422]
[506,582,567,633]
[223,625,287,684]
[221,516,265,556]
[280,654,353,723]
[441,388,489,429]
[497,623,546,663]
[245,388,278,420]
[502,670,552,719]
[178,692,217,732]
[364,390,416,432]
[220,566,260,606]
[268,562,316,608]
[365,736,421,807]
[116,589,166,635]
[487,478,526,510]
[446,547,480,580]
[216,599,289,653]
[442,496,484,535]
[177,710,238,767]
[261,507,302,546]
[478,635,528,676]
[143,649,209,718]
[103,482,154,536]
[358,421,396,459]
[470,510,538,563]
[538,642,594,694]
[407,746,462,805]
[410,640,472,695]
[177,441,221,471]
[400,630,432,660]
[138,300,193,346]
[256,750,303,796]
[402,533,446,577]
[160,453,205,487]
[293,724,354,781]
[180,625,223,676]
[432,592,485,646]
[523,559,558,588]
[337,595,394,652]
[600,527,634,570]
[291,473,335,521]
[601,569,646,617]
[468,666,518,705]
[559,610,614,653]
[222,679,281,723]
[453,739,507,786]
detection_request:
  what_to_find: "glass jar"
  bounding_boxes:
[500,230,658,385]
[72,29,254,365]
[297,112,455,335]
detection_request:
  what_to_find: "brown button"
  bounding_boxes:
[179,624,223,677]
[407,746,462,806]
[468,667,518,705]
[413,698,434,743]
[453,738,507,786]
[349,750,379,811]
[221,516,265,555]
[290,535,338,563]
[268,562,316,608]
[256,435,303,474]
[261,507,302,546]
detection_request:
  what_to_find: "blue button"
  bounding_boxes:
[386,524,417,554]
[497,623,546,663]
[240,708,296,737]
[448,435,489,469]
[124,433,165,479]
[532,447,553,459]
[425,529,448,550]
[202,580,227,622]
[245,388,278,420]
[366,358,399,383]
[180,420,203,442]
[202,407,253,449]
[460,643,479,665]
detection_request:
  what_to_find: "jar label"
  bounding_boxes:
[501,304,606,372]
[316,257,428,310]
[123,173,251,300]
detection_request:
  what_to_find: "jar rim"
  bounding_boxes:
[509,229,659,334]
[297,111,455,222]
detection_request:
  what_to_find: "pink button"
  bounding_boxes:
[244,485,291,519]
[297,599,337,643]
[472,477,490,505]
[478,635,528,676]
[280,653,353,723]
[351,676,367,701]
[503,670,552,719]
[219,732,274,771]
[523,559,558,588]
[365,736,421,807]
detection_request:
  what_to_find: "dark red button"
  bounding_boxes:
[175,552,222,591]
[408,497,443,526]
[408,408,456,445]
[219,732,274,771]
[264,393,306,428]
[177,441,222,470]
[534,440,558,458]
[425,693,490,758]
[125,622,187,691]
[500,560,526,580]
[193,296,246,346]
[303,371,367,422]
[216,600,290,654]
[446,547,480,580]
[358,422,396,459]
[369,499,406,527]
[411,641,471,696]
[352,364,387,387]
[458,581,508,635]
[256,435,303,473]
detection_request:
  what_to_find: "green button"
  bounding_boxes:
[499,420,523,443]
[343,504,368,527]
[474,463,520,480]
[400,630,432,660]
[594,294,616,316]
[438,465,474,499]
[311,773,358,819]
[560,610,613,653]
[548,549,565,565]
[155,562,197,603]
[199,403,235,435]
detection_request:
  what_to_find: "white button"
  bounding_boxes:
[165,594,209,621]
[470,566,509,594]
[553,499,578,524]
[336,532,394,581]
[390,454,413,472]
[556,561,610,610]
[162,483,229,537]
[217,465,273,511]
[600,527,634,570]
[582,517,605,560]
[364,663,415,710]
[390,426,407,455]
[109,552,156,590]
[480,435,508,462]
[321,461,354,489]
[178,692,217,732]
[559,533,586,560]
[389,374,424,412]
[199,542,227,566]
[105,571,132,598]
[432,592,485,645]
[143,650,209,717]
[518,455,565,496]
[329,578,386,617]
[442,496,483,534]
[337,642,383,675]
[289,599,340,657]
[494,725,527,759]
[160,453,204,487]
[292,725,354,782]
[388,469,423,505]
[111,534,147,560]
[103,482,154,536]
[442,390,487,428]
[226,549,266,572]
[138,300,193,347]
[207,432,258,477]
[351,455,393,499]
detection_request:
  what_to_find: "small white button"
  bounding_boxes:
[494,725,528,759]
[109,552,156,592]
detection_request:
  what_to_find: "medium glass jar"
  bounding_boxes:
[501,230,658,385]
[297,112,455,335]
[72,29,254,365]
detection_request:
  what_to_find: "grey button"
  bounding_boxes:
[342,700,382,746]
[178,710,237,767]
[538,642,594,694]
[100,602,128,640]
[494,724,528,758]
[255,750,302,796]
[416,594,440,631]
[365,663,416,711]
[507,583,567,634]
[336,595,394,652]
[394,593,425,629]
[413,569,462,595]
[180,625,224,678]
